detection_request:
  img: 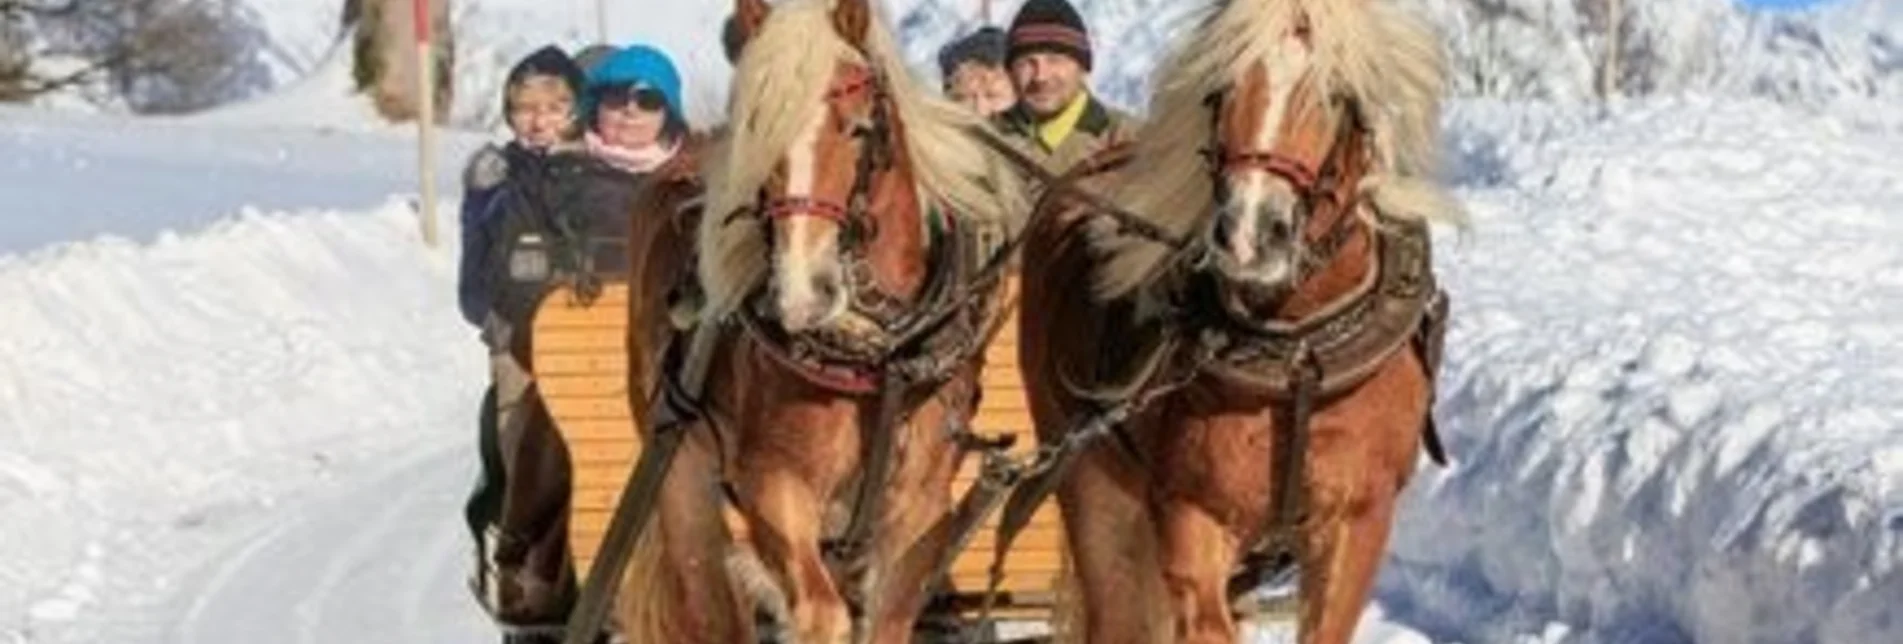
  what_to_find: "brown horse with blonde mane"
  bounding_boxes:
[1016,0,1464,642]
[614,0,1027,642]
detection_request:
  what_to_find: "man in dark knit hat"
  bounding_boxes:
[996,0,1135,174]
[937,26,1016,117]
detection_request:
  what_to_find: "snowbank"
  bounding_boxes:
[1383,97,1903,644]
[233,0,352,84]
[190,40,394,132]
[0,200,484,641]
[0,105,485,255]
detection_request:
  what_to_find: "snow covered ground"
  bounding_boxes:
[1389,97,1903,644]
[0,102,487,254]
[0,79,495,641]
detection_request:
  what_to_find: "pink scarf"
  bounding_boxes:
[584,132,679,175]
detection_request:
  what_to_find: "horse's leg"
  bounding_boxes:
[1058,445,1167,644]
[738,463,854,644]
[1296,358,1428,644]
[1157,498,1241,644]
[618,429,750,643]
[1295,479,1401,644]
[862,387,968,644]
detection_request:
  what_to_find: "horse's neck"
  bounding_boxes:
[1273,123,1375,320]
[862,159,929,301]
[1275,218,1371,320]
[1273,155,1374,320]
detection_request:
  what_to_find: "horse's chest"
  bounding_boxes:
[1138,396,1281,514]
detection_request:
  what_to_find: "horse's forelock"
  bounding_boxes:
[700,1,860,319]
[699,0,1027,320]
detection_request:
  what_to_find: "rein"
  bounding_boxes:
[965,125,1185,248]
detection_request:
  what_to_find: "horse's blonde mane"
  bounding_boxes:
[1093,0,1465,300]
[698,0,1027,318]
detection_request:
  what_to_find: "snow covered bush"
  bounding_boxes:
[0,0,272,113]
[893,0,1900,113]
[1406,0,1899,108]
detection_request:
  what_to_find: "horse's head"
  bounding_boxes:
[1200,15,1359,298]
[729,0,913,334]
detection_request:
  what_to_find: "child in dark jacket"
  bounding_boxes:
[457,45,586,329]
[456,45,595,643]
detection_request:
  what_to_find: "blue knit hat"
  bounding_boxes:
[583,44,684,122]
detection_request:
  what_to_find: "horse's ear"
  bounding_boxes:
[833,0,871,49]
[735,0,770,44]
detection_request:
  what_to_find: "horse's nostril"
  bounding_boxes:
[1264,217,1294,244]
[1212,216,1236,245]
[813,273,841,302]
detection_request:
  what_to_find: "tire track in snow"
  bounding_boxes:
[164,442,492,643]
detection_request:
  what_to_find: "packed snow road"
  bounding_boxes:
[162,444,489,644]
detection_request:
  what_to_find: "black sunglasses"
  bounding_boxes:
[598,85,668,112]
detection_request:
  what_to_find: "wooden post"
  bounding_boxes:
[1602,0,1621,100]
[414,0,440,247]
[980,0,991,24]
[596,0,609,44]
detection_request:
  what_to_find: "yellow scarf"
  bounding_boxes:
[1035,92,1091,151]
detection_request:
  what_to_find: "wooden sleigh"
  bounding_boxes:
[527,274,1066,638]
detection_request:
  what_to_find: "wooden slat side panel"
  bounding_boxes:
[533,277,1073,612]
[531,284,640,577]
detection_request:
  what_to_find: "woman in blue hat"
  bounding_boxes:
[579,44,688,174]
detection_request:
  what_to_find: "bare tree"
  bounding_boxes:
[0,0,268,112]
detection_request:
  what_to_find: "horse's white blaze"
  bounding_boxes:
[774,106,845,330]
[1223,34,1311,284]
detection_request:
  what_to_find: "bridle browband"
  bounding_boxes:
[1216,148,1322,194]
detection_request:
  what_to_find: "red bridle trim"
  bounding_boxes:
[761,197,854,224]
[1222,151,1321,191]
[827,67,877,101]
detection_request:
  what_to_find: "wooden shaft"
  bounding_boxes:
[596,0,609,44]
[1603,0,1621,100]
[414,0,439,247]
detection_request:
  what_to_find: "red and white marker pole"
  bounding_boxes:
[414,0,440,247]
[597,0,609,44]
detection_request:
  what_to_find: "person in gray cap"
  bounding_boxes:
[936,26,1016,117]
[572,43,616,76]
